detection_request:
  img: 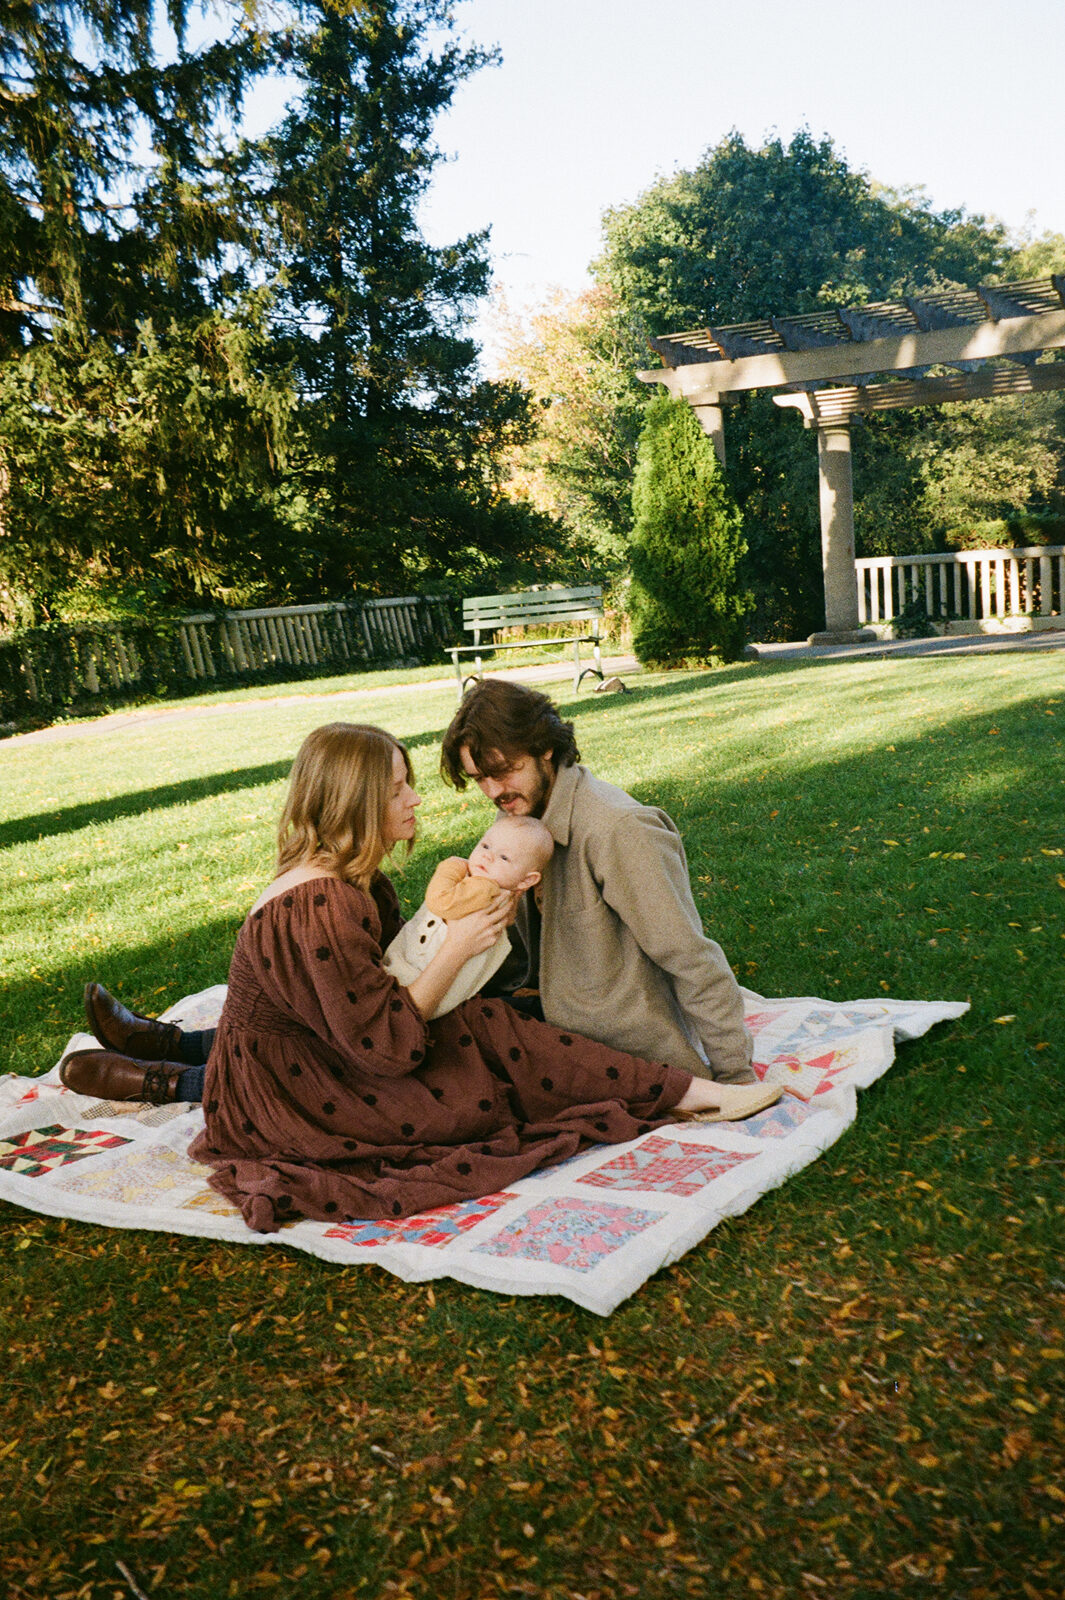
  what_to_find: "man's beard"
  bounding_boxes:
[493,756,553,818]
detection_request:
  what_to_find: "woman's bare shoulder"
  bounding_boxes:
[249,866,338,916]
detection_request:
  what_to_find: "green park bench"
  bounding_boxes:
[450,586,605,700]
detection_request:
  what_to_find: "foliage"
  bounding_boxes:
[575,129,1062,639]
[912,395,1065,546]
[628,391,751,664]
[1,655,1062,1597]
[0,597,463,726]
[0,301,299,622]
[999,226,1065,280]
[493,284,648,584]
[0,0,256,354]
[244,0,542,596]
[596,130,1007,335]
[0,0,545,617]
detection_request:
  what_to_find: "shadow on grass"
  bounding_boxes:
[6,914,241,1079]
[0,761,297,851]
[0,720,467,852]
[0,654,975,851]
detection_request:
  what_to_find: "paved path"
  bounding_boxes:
[5,628,1063,751]
[2,654,642,749]
[747,628,1065,663]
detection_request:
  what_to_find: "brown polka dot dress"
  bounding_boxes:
[189,876,691,1232]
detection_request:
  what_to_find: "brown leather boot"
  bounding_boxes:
[59,1048,183,1104]
[84,983,184,1062]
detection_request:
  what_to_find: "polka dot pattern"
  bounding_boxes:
[194,874,686,1234]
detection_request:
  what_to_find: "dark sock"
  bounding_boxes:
[177,1028,215,1066]
[176,1065,206,1102]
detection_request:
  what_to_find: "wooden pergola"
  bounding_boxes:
[638,276,1065,641]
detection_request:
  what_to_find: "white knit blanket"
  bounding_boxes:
[0,987,967,1316]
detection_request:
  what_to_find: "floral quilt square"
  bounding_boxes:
[324,1191,516,1249]
[473,1196,663,1273]
[0,1125,131,1177]
[577,1135,754,1197]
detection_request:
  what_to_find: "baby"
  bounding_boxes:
[382,814,554,1019]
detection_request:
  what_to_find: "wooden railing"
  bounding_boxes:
[856,545,1065,632]
[0,596,457,720]
[173,597,455,685]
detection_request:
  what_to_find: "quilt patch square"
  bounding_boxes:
[744,1006,790,1032]
[0,1125,132,1177]
[473,1196,663,1273]
[577,1135,754,1197]
[324,1191,516,1249]
[771,1008,886,1055]
[79,1099,189,1127]
[54,1142,204,1203]
[741,1097,816,1138]
[754,1047,858,1100]
[180,1186,244,1217]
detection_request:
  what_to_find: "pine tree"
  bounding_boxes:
[629,391,751,665]
[253,0,529,594]
[0,2,296,621]
[0,1,256,351]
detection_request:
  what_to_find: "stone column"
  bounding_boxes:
[691,402,726,469]
[809,420,875,644]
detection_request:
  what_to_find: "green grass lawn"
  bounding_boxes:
[2,655,1062,1600]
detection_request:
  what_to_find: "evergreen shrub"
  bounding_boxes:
[628,392,753,665]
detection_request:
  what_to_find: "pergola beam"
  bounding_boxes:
[773,357,1065,425]
[636,277,1065,645]
[639,309,1065,399]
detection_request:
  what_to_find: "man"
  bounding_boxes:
[440,679,754,1085]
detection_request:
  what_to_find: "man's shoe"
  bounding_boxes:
[84,983,184,1062]
[59,1048,183,1105]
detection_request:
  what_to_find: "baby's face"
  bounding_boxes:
[468,824,542,891]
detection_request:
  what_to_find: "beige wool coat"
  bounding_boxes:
[506,762,754,1084]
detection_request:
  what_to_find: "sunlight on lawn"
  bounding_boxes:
[1,653,1062,1600]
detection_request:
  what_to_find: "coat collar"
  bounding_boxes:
[541,760,581,848]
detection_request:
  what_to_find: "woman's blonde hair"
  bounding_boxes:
[276,723,413,890]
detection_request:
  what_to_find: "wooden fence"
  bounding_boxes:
[0,596,457,720]
[855,545,1065,633]
[173,597,455,683]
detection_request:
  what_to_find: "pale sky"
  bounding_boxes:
[416,0,1065,340]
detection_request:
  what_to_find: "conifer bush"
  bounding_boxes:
[628,391,752,664]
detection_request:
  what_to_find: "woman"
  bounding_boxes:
[64,723,779,1232]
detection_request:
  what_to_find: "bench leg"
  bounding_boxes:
[574,635,604,693]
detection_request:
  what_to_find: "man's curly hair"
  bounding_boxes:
[440,680,579,788]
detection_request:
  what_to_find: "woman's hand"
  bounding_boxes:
[443,895,515,962]
[405,893,515,1020]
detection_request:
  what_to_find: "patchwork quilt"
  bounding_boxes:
[0,986,967,1315]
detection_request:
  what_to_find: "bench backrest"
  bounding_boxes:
[462,586,602,633]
